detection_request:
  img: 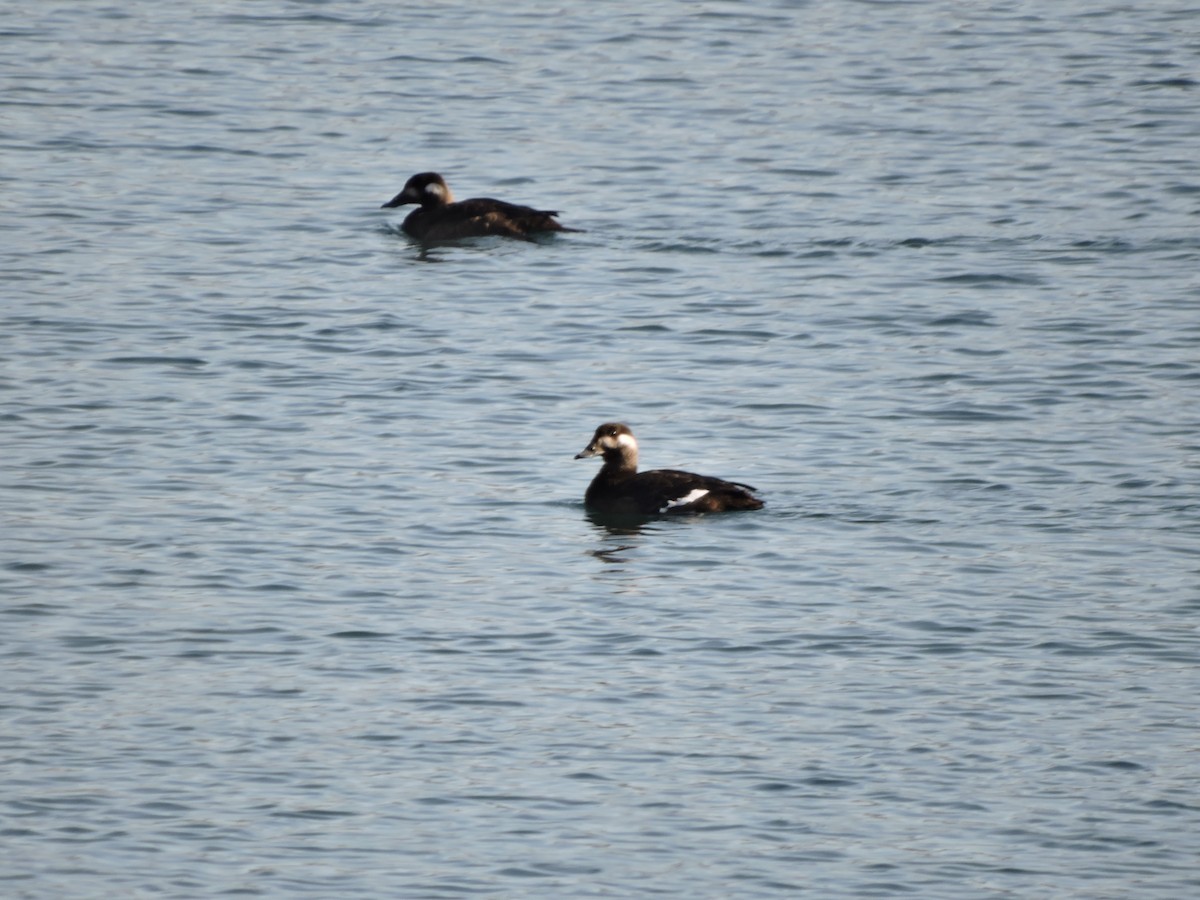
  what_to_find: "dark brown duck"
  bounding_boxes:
[381,172,578,242]
[575,423,764,516]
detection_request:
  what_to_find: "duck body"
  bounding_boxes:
[381,172,577,242]
[575,423,764,516]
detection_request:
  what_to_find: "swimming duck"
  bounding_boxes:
[575,423,764,515]
[381,172,578,241]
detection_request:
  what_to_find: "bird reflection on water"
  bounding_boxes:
[582,508,655,563]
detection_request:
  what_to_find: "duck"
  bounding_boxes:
[380,172,578,242]
[575,423,764,515]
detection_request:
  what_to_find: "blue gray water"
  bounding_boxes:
[3,1,1199,897]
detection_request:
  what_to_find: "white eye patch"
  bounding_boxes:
[424,182,445,198]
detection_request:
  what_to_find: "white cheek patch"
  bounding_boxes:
[616,432,638,451]
[424,182,445,199]
[661,488,709,512]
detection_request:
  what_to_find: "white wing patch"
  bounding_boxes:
[660,488,709,512]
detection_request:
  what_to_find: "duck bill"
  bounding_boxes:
[575,444,598,459]
[380,190,415,209]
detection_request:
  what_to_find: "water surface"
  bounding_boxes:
[2,2,1199,897]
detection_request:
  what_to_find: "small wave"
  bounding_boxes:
[933,272,1042,286]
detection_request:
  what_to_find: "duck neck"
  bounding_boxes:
[600,446,638,479]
